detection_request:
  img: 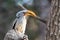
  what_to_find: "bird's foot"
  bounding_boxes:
[23,35,29,40]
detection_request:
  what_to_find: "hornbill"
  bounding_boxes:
[4,3,46,40]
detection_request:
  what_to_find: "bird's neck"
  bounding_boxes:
[15,16,27,34]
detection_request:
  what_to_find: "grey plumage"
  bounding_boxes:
[4,9,46,40]
[4,10,28,40]
[4,29,28,40]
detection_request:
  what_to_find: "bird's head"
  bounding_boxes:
[16,10,37,18]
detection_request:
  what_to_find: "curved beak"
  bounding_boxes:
[24,10,46,23]
[24,10,37,17]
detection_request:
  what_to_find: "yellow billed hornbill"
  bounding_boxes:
[4,9,46,40]
[4,10,36,40]
[12,10,38,38]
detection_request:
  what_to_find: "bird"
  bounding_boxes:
[4,9,39,40]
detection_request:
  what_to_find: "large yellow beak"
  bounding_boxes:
[24,10,46,23]
[24,10,37,17]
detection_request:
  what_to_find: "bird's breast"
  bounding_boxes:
[15,17,27,34]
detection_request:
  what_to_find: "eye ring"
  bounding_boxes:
[23,12,26,16]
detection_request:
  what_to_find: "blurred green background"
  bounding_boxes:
[0,0,50,40]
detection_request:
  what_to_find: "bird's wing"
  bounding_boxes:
[12,18,17,29]
[4,30,17,40]
[4,29,29,40]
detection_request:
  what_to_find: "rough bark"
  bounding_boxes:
[46,0,60,40]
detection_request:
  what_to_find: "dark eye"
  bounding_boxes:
[23,12,25,15]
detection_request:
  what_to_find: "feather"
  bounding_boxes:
[12,18,17,29]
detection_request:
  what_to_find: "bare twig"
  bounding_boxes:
[17,2,27,10]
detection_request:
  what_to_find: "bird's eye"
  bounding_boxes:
[23,12,26,16]
[23,12,25,15]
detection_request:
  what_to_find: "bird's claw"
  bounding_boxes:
[23,35,28,40]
